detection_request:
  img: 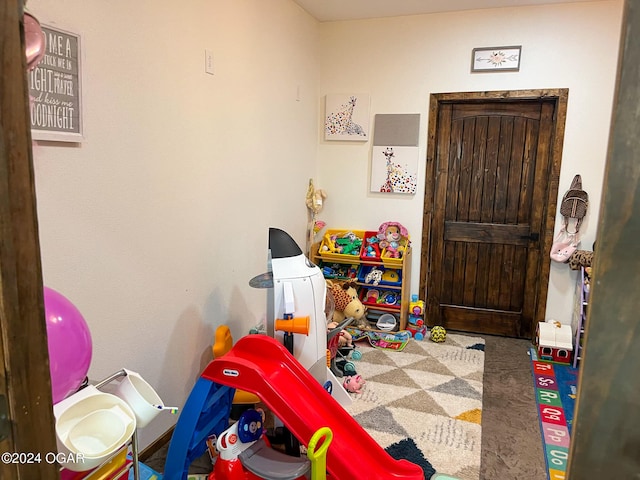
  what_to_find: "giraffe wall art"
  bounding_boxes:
[324,94,370,141]
[370,146,419,194]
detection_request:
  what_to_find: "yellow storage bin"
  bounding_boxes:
[380,237,410,267]
[318,229,365,262]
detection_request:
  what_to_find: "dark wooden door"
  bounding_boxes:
[420,91,567,338]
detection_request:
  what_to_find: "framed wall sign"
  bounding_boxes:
[28,25,83,142]
[471,45,521,72]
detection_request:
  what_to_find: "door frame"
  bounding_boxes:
[419,89,568,339]
[0,2,59,478]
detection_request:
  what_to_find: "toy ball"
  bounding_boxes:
[44,287,93,404]
[429,326,447,343]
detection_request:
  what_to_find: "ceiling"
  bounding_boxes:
[292,0,594,22]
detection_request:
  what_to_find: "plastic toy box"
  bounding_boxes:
[360,231,383,261]
[380,235,410,268]
[320,262,359,280]
[318,229,365,262]
[357,265,402,287]
[360,287,401,310]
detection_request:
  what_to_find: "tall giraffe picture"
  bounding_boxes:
[324,94,370,141]
[370,146,418,194]
[370,113,421,194]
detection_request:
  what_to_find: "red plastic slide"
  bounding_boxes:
[201,335,424,480]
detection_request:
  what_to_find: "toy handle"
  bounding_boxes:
[322,380,333,395]
[307,427,333,480]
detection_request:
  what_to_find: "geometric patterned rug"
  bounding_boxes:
[344,333,485,480]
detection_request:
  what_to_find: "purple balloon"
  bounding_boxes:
[44,287,92,404]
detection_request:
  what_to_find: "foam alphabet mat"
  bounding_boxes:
[529,347,578,480]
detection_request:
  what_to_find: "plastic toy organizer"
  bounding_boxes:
[319,229,410,267]
[312,228,412,331]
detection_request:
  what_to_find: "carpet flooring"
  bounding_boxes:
[345,332,485,480]
[480,335,547,480]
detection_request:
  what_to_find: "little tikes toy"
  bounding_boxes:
[165,333,424,480]
[210,409,310,480]
[307,428,333,480]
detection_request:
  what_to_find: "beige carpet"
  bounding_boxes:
[344,332,485,480]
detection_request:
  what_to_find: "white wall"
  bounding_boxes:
[316,1,623,326]
[28,0,319,446]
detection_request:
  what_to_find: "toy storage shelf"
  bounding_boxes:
[310,241,412,331]
[572,266,589,368]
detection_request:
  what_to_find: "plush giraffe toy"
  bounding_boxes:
[327,280,367,329]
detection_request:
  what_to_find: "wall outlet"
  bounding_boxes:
[205,50,214,75]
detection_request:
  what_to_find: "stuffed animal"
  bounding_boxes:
[377,222,409,258]
[343,375,366,394]
[364,267,383,286]
[327,280,367,329]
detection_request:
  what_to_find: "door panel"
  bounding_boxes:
[421,92,566,338]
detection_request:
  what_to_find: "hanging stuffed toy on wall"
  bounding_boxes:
[305,179,327,257]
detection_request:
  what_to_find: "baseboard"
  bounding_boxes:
[139,425,175,462]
